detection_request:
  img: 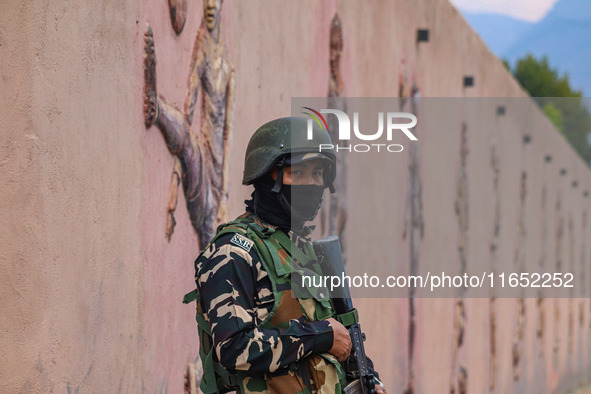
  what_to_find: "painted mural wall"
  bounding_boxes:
[1,0,590,392]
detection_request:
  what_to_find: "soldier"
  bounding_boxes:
[184,117,386,393]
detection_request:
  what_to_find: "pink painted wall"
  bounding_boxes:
[1,0,590,392]
[1,1,146,391]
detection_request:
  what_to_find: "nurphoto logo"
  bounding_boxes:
[302,107,418,153]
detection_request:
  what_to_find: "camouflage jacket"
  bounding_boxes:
[193,211,346,393]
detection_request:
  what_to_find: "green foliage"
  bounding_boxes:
[510,54,591,166]
[513,54,582,98]
[502,58,510,71]
[543,102,564,132]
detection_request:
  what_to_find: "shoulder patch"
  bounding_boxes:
[230,233,254,252]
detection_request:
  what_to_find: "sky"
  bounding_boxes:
[448,0,560,22]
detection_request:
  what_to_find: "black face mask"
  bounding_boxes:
[247,176,292,230]
[245,174,325,233]
[278,184,325,222]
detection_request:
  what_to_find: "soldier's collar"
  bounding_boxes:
[292,225,315,239]
[240,211,278,230]
[242,210,315,245]
[288,225,315,250]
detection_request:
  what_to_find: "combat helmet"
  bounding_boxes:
[242,117,336,191]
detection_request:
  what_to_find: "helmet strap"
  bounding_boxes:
[271,157,285,193]
[328,182,335,193]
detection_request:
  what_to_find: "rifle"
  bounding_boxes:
[313,236,377,394]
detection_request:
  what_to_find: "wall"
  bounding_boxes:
[1,0,589,392]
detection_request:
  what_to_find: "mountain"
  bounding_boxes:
[462,0,591,96]
[503,0,591,95]
[462,13,533,55]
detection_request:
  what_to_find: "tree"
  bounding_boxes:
[510,54,591,166]
[543,102,564,132]
[513,55,581,98]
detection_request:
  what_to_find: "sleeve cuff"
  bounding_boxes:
[373,375,384,388]
[310,320,334,354]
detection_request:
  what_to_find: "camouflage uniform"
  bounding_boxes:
[187,211,346,393]
[184,117,382,393]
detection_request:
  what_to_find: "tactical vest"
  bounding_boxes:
[184,215,355,394]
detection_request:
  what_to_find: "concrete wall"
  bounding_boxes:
[345,97,591,393]
[1,1,145,392]
[1,0,589,392]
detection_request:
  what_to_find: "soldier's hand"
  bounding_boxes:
[375,384,387,394]
[326,317,351,362]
